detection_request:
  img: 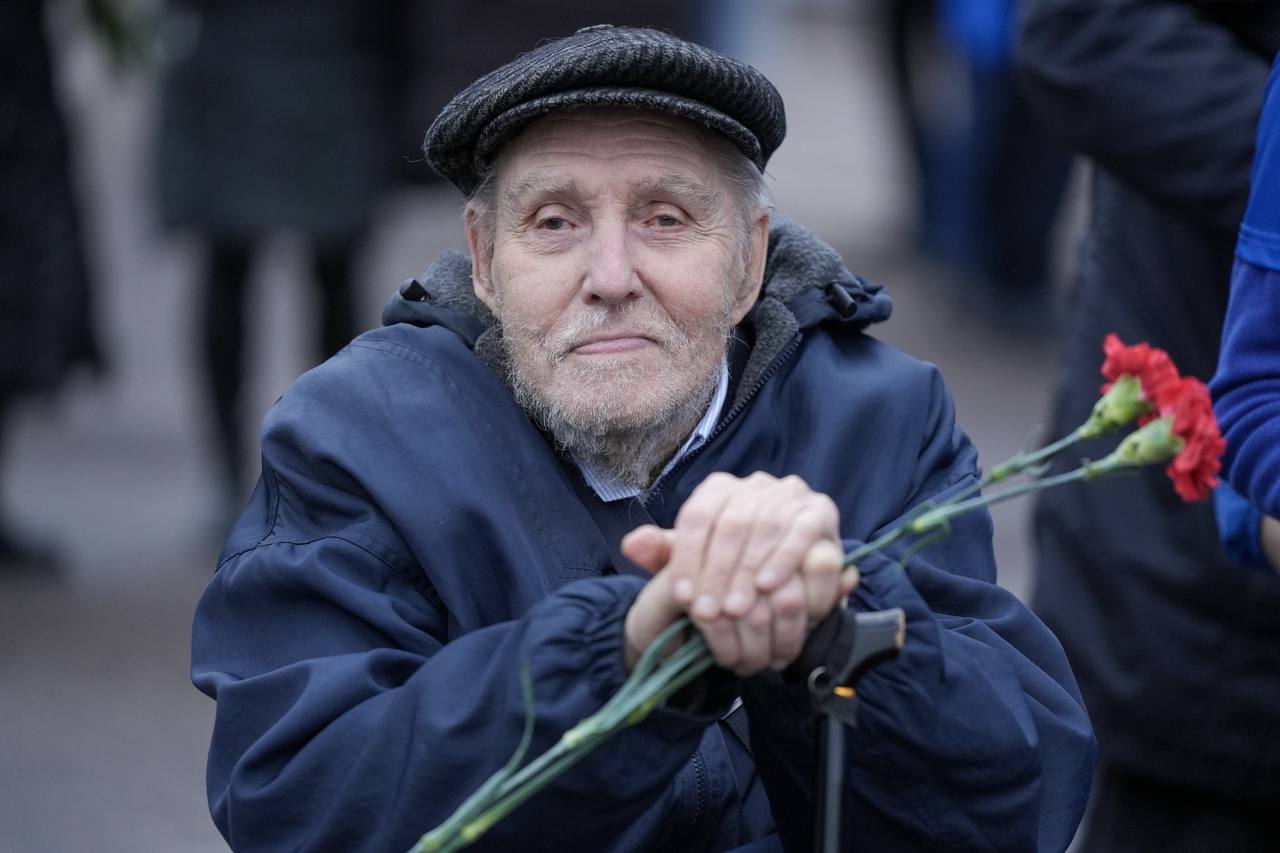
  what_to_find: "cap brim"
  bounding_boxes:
[473,87,764,182]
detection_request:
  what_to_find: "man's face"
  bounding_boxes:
[468,109,767,441]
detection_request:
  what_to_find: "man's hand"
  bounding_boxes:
[1263,515,1280,574]
[621,472,859,675]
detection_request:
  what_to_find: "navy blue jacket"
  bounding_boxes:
[1213,54,1280,531]
[191,221,1094,851]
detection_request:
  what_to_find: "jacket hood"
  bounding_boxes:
[381,216,892,399]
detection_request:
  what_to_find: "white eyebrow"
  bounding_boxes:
[499,170,724,219]
[630,174,724,219]
[499,174,581,218]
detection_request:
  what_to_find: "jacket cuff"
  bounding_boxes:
[1214,482,1271,572]
[579,575,736,730]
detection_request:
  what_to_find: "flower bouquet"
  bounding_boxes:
[409,334,1224,853]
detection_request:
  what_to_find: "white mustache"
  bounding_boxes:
[548,305,687,361]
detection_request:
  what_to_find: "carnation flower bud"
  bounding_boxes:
[1085,416,1184,479]
[1079,374,1152,438]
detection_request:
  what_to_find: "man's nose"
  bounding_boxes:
[580,221,642,306]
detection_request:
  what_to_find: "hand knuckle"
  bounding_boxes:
[677,504,716,529]
[716,510,753,541]
[793,515,823,540]
[805,552,838,577]
[749,517,782,544]
[782,474,809,493]
[765,548,804,581]
[772,588,805,618]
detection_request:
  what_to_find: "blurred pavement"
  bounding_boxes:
[0,6,1076,851]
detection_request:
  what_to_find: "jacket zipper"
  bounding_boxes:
[649,333,804,497]
[689,747,708,842]
[655,336,803,843]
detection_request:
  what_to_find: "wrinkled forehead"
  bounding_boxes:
[491,107,728,199]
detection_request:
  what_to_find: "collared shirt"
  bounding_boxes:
[576,356,730,502]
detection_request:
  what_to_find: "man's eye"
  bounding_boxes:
[652,214,681,227]
[539,216,569,231]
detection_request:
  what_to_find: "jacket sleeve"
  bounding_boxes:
[191,395,712,852]
[1212,258,1280,520]
[741,370,1096,852]
[1212,56,1280,520]
[1016,0,1269,232]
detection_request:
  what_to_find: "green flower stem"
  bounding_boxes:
[478,650,717,833]
[854,429,1090,563]
[944,374,1150,510]
[490,635,703,799]
[941,429,1087,510]
[414,372,1180,850]
[413,627,714,852]
[482,647,716,830]
[409,665,540,853]
[985,430,1084,485]
[416,451,1097,853]
[844,525,910,568]
[413,400,1162,852]
[907,468,1089,534]
[453,734,606,848]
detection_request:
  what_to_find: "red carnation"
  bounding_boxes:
[1100,333,1181,417]
[1158,376,1225,502]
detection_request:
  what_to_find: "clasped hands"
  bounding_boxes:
[623,472,860,676]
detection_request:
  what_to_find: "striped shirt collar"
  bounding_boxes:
[576,356,730,503]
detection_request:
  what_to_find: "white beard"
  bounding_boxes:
[496,296,735,489]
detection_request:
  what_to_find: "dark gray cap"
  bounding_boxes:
[424,25,786,195]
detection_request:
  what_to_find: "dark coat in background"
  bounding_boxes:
[0,1,98,398]
[155,0,403,242]
[154,0,694,224]
[1018,0,1280,815]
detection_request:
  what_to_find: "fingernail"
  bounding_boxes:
[725,589,751,614]
[694,595,719,618]
[756,571,778,588]
[674,579,695,602]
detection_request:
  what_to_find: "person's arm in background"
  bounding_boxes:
[1213,481,1279,572]
[1017,0,1270,230]
[1212,53,1280,574]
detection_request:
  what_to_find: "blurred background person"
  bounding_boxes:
[1018,1,1280,849]
[881,0,1070,332]
[153,0,404,515]
[0,0,139,572]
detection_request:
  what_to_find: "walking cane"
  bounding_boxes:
[789,607,906,853]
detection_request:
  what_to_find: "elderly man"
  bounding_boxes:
[192,26,1093,852]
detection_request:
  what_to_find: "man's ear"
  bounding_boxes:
[465,207,498,312]
[731,209,771,324]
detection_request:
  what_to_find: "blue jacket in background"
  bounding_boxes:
[191,220,1094,851]
[1212,53,1280,558]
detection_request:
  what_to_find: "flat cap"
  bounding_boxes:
[424,24,786,194]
